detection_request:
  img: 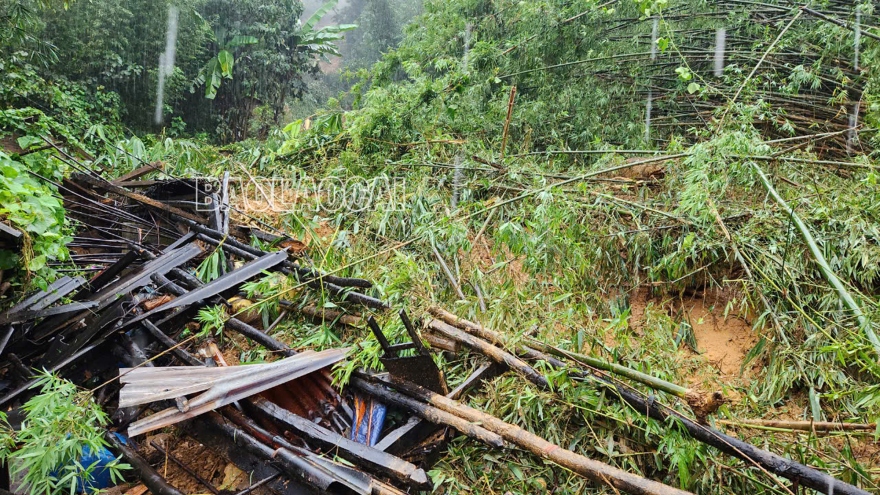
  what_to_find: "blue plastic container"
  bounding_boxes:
[51,433,127,492]
[350,395,387,446]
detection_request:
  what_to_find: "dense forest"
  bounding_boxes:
[1,0,880,494]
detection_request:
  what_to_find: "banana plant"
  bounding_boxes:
[193,30,258,99]
[297,0,357,59]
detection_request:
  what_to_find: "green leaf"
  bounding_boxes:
[656,37,669,51]
[687,82,700,94]
[204,59,222,99]
[217,50,234,78]
[1,164,19,178]
[303,0,339,32]
[675,66,692,81]
[27,255,46,272]
[0,250,18,270]
[16,135,43,150]
[809,387,822,422]
[227,35,258,48]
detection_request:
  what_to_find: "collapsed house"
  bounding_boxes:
[0,163,870,495]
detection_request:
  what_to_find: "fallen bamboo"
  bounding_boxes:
[296,304,363,327]
[426,319,549,389]
[526,339,687,396]
[357,374,692,495]
[751,162,880,358]
[431,243,466,300]
[350,377,505,448]
[718,419,877,432]
[431,321,869,495]
[500,86,517,159]
[428,306,502,342]
[427,307,694,400]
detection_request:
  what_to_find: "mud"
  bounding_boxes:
[628,287,759,379]
[679,295,757,377]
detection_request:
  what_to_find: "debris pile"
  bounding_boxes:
[0,167,869,495]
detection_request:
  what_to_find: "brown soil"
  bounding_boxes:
[312,221,338,243]
[0,135,24,154]
[462,236,528,286]
[627,287,759,381]
[678,294,757,378]
[627,287,651,333]
[142,433,260,494]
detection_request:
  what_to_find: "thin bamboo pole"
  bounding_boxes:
[718,419,876,432]
[427,306,689,397]
[500,86,517,159]
[432,243,467,300]
[526,339,687,397]
[720,8,803,126]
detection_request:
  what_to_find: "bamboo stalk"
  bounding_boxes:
[438,323,867,495]
[720,9,803,126]
[718,419,877,432]
[431,243,467,300]
[526,340,688,397]
[428,306,502,342]
[500,86,517,159]
[297,304,363,327]
[522,348,867,495]
[473,208,496,247]
[427,319,549,389]
[358,375,692,495]
[751,162,880,358]
[428,306,688,397]
[350,377,505,448]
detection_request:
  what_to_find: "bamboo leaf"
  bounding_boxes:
[752,162,880,359]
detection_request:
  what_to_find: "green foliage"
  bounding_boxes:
[298,0,357,59]
[0,49,127,292]
[35,0,210,130]
[195,248,228,283]
[0,0,77,65]
[196,304,229,338]
[0,149,70,289]
[195,34,259,100]
[0,54,123,144]
[2,0,359,140]
[278,110,345,154]
[0,371,129,495]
